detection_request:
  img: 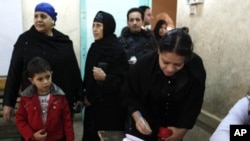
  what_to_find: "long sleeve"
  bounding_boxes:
[210,97,249,141]
[62,97,75,141]
[3,36,25,107]
[15,97,36,141]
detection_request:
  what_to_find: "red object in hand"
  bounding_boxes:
[157,127,173,140]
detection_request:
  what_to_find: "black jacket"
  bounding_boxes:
[118,27,157,60]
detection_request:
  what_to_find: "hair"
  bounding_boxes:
[181,26,189,33]
[153,20,168,40]
[138,5,150,14]
[27,56,51,78]
[127,7,144,21]
[158,28,193,61]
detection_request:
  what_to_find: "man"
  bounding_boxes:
[139,5,154,30]
[118,7,157,65]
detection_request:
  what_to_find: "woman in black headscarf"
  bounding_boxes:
[82,11,129,141]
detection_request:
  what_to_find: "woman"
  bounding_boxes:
[82,11,129,141]
[156,12,175,31]
[123,28,206,141]
[3,2,82,122]
[153,19,168,43]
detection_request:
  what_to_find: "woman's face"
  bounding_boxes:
[34,12,54,36]
[159,24,168,37]
[93,22,104,40]
[158,51,185,77]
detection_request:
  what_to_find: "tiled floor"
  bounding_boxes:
[0,113,211,141]
[0,113,83,141]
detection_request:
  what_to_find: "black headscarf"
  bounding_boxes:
[94,11,116,37]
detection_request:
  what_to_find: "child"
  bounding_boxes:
[15,56,74,141]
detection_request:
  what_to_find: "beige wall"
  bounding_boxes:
[22,0,81,64]
[177,0,250,126]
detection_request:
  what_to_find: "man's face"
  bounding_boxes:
[127,11,143,33]
[144,8,153,26]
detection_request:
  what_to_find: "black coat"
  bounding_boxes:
[3,26,82,112]
[82,34,129,141]
[122,51,206,140]
[118,27,157,60]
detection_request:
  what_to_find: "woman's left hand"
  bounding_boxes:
[160,127,188,141]
[93,67,106,81]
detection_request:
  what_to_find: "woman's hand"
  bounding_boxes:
[93,67,106,81]
[3,106,14,122]
[135,116,152,135]
[160,127,188,141]
[84,96,91,107]
[132,111,152,135]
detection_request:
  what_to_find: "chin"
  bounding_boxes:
[164,72,174,77]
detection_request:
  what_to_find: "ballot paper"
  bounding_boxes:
[123,134,144,141]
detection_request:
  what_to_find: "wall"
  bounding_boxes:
[0,0,23,76]
[176,0,250,132]
[152,0,177,28]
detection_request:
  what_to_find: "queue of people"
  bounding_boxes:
[1,2,210,141]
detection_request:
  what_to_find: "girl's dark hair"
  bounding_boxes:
[27,56,51,78]
[153,19,168,40]
[158,28,193,61]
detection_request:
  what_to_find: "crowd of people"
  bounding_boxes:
[1,2,228,141]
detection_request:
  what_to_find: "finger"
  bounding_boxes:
[137,123,150,135]
[4,114,12,122]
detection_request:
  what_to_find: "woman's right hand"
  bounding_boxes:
[132,111,152,135]
[3,105,14,122]
[135,117,152,135]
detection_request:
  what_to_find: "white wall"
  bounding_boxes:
[0,0,23,76]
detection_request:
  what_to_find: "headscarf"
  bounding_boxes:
[93,11,116,37]
[35,2,57,21]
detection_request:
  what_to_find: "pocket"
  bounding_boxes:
[24,102,37,114]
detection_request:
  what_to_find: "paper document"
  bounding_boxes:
[123,134,144,141]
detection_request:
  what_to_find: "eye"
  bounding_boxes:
[37,77,43,82]
[45,74,51,80]
[174,63,184,67]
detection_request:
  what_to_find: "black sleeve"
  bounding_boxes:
[3,36,25,107]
